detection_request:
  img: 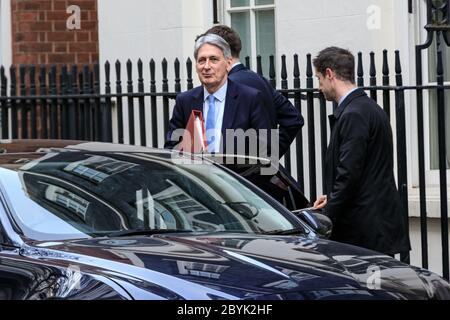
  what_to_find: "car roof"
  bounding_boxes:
[0,139,167,154]
[0,139,272,170]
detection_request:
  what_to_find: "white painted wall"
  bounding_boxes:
[98,0,211,146]
[275,0,408,79]
[98,0,210,86]
[409,218,450,277]
[0,0,12,68]
[0,0,12,140]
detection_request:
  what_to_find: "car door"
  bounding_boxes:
[206,155,310,211]
[0,225,27,299]
[0,200,50,300]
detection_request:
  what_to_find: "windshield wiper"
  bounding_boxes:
[107,229,193,237]
[261,228,304,235]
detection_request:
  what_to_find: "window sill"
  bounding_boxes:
[408,186,450,218]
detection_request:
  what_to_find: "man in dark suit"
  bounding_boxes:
[164,34,271,156]
[201,25,304,158]
[312,47,411,256]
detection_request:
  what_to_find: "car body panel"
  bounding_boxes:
[0,140,449,300]
[1,233,436,300]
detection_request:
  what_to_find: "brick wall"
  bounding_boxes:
[11,0,99,66]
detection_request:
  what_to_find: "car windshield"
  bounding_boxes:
[0,151,301,241]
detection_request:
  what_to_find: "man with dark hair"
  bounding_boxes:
[312,46,410,257]
[201,25,303,158]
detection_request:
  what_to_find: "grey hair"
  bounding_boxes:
[194,34,232,60]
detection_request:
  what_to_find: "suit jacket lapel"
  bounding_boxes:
[191,87,204,116]
[333,88,366,119]
[221,80,239,137]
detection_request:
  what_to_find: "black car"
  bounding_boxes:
[0,140,449,300]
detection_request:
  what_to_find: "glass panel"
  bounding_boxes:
[4,152,300,241]
[256,10,275,77]
[428,90,450,169]
[427,36,450,170]
[230,12,251,63]
[431,0,445,23]
[230,0,249,7]
[255,0,274,5]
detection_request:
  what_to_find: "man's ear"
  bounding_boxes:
[226,57,233,72]
[325,68,334,79]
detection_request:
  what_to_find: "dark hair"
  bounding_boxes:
[313,47,355,84]
[203,25,242,58]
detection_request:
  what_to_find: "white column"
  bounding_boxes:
[0,0,12,68]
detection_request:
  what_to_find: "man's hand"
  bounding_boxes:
[313,195,327,209]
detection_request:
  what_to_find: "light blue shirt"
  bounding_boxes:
[203,81,227,153]
[338,87,359,106]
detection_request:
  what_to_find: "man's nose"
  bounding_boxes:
[204,59,211,69]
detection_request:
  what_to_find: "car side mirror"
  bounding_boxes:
[292,208,332,238]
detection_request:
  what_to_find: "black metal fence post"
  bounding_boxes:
[436,48,449,280]
[162,58,169,139]
[150,59,158,147]
[269,55,276,88]
[104,61,113,142]
[174,58,181,94]
[394,51,410,264]
[415,33,432,271]
[369,52,377,102]
[29,65,37,139]
[306,54,317,202]
[39,65,48,139]
[318,92,327,194]
[69,65,78,140]
[257,55,263,76]
[245,56,250,69]
[382,50,391,119]
[137,59,146,146]
[19,65,27,139]
[94,63,101,142]
[186,58,193,91]
[357,52,364,87]
[126,60,135,145]
[60,65,69,139]
[281,55,291,174]
[0,67,8,139]
[293,54,304,192]
[115,60,124,144]
[10,66,18,139]
[49,65,58,139]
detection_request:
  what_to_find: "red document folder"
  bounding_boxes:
[176,110,207,153]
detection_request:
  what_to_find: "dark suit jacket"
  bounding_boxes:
[324,88,411,255]
[164,79,271,155]
[228,64,304,157]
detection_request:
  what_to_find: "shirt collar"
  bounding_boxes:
[203,80,228,103]
[231,61,242,69]
[338,87,358,106]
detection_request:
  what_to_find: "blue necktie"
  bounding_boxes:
[205,94,216,150]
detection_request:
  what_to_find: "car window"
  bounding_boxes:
[208,158,310,211]
[0,152,302,241]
